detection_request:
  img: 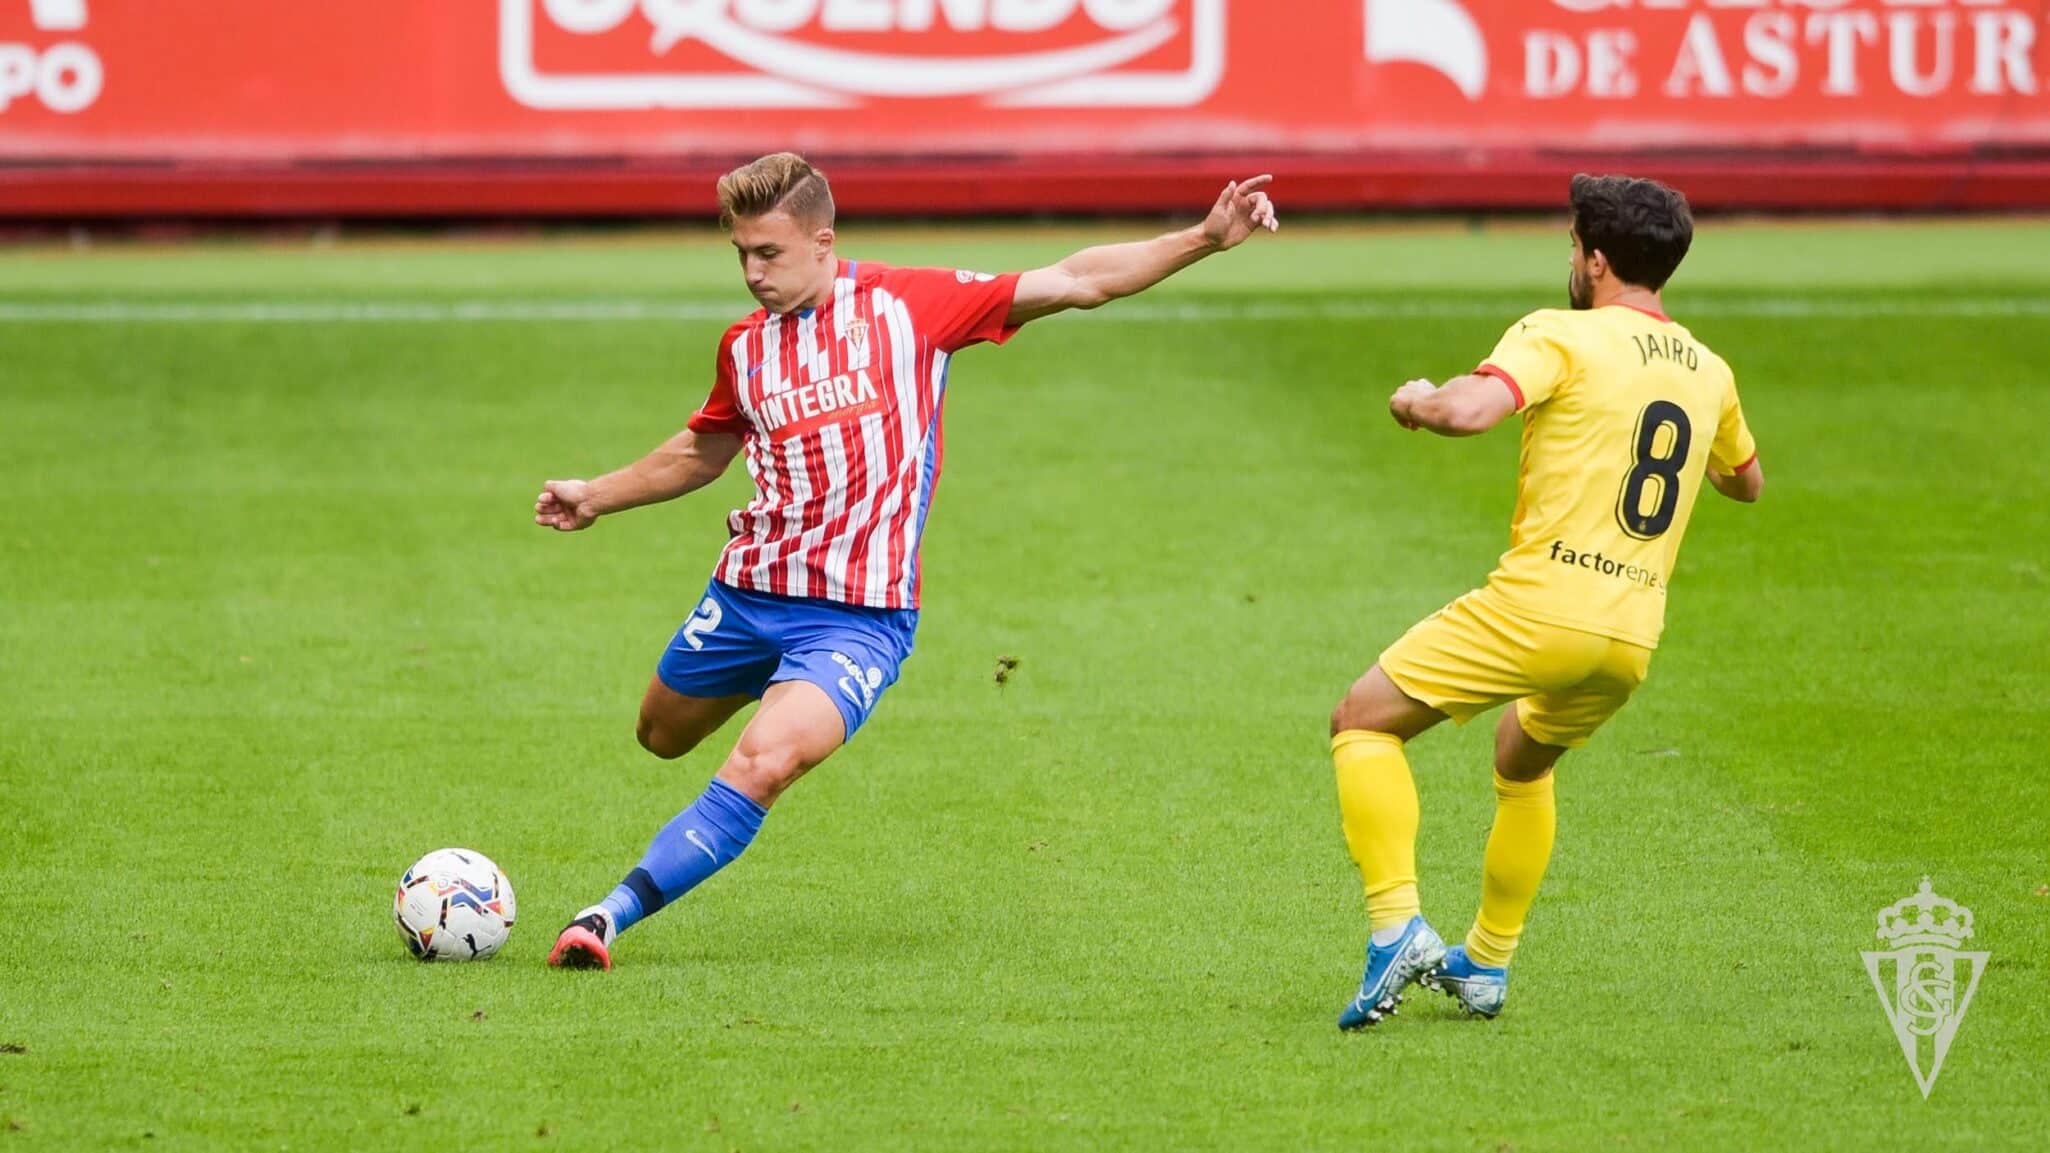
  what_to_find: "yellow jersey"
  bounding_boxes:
[1471,303,1757,650]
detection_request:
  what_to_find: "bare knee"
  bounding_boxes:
[1332,666,1443,741]
[1494,756,1555,784]
[718,743,808,807]
[1493,708,1564,782]
[636,714,698,760]
[1330,696,1367,738]
[1331,676,1383,736]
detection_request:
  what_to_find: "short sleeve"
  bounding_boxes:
[1475,311,1572,411]
[1709,377,1759,474]
[880,267,1023,352]
[687,326,751,436]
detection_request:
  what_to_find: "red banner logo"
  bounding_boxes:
[501,0,1224,108]
[1364,0,2046,107]
[0,0,100,114]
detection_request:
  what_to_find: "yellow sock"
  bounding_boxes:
[1466,771,1557,968]
[1332,730,1420,931]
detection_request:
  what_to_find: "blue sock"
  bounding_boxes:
[600,778,767,936]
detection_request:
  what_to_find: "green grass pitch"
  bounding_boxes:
[2,218,2048,1151]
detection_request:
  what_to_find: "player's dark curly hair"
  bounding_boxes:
[1569,174,1693,291]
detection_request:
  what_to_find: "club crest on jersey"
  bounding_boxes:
[844,318,870,358]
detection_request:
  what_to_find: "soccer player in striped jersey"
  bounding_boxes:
[536,153,1278,969]
[1328,176,1762,1026]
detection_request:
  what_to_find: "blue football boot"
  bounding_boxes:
[1338,915,1447,1030]
[1421,943,1508,1018]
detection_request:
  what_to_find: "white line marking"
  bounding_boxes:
[0,297,2044,324]
[0,301,740,323]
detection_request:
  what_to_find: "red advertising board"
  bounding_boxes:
[1,0,2047,215]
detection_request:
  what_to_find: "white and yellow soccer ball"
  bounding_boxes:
[393,848,517,961]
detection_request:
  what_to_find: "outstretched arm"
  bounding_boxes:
[1388,375,1520,438]
[1005,175,1278,326]
[534,427,743,532]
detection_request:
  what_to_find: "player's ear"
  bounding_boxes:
[1586,247,1610,283]
[814,225,836,259]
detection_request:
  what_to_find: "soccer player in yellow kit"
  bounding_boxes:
[1331,175,1764,1028]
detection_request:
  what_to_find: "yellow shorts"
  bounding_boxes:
[1377,589,1652,749]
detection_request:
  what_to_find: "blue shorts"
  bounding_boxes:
[655,579,918,740]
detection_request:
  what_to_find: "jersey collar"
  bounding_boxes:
[1608,301,1672,323]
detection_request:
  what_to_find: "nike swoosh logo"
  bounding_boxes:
[684,829,718,863]
[747,363,766,378]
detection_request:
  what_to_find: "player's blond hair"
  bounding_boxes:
[716,152,835,231]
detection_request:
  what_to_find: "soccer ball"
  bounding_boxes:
[393,848,517,961]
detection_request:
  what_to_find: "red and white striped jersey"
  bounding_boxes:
[686,259,1022,610]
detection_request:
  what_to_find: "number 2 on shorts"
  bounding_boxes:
[680,596,723,651]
